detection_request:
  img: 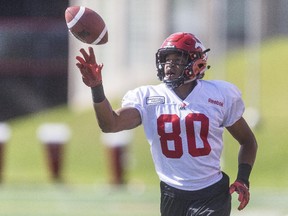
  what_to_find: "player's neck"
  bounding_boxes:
[173,80,197,100]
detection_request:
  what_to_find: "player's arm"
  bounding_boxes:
[75,47,141,132]
[226,117,257,167]
[226,117,258,210]
[93,99,141,132]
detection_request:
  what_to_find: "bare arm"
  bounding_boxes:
[227,117,257,210]
[93,98,141,132]
[75,46,141,133]
[226,117,258,166]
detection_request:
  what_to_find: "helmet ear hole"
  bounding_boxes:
[193,59,207,76]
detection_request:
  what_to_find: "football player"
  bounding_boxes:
[76,32,258,216]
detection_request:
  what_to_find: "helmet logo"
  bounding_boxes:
[164,42,175,48]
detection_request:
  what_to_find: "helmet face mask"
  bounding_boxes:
[156,32,210,89]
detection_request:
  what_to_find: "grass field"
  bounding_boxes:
[1,37,288,215]
[0,184,288,215]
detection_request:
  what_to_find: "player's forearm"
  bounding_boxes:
[237,137,257,185]
[90,84,118,132]
[93,98,119,132]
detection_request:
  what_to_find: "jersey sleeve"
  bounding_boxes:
[222,82,245,127]
[121,88,144,120]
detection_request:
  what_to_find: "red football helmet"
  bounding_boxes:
[156,32,210,88]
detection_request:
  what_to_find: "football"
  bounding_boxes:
[65,6,108,45]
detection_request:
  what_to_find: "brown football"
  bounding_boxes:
[65,6,108,45]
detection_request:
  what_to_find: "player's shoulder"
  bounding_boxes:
[123,83,165,102]
[197,80,242,101]
[199,79,241,95]
[130,83,166,95]
[122,83,166,107]
[199,79,237,88]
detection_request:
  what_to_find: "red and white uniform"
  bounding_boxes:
[122,80,244,191]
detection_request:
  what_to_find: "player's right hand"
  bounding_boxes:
[76,47,104,87]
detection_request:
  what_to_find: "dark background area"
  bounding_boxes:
[0,0,69,121]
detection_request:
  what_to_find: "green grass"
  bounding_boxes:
[0,185,287,215]
[1,37,288,215]
[0,184,160,216]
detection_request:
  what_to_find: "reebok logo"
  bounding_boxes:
[208,98,224,107]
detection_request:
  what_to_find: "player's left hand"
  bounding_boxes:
[76,47,103,87]
[229,180,250,211]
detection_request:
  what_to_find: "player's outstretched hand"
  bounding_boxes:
[229,180,250,211]
[76,47,103,87]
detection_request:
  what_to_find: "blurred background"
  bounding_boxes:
[0,0,68,120]
[0,0,288,215]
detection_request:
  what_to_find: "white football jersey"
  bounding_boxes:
[122,80,244,191]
